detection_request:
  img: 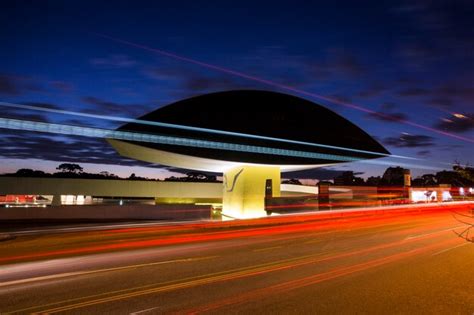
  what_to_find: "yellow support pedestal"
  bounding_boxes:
[222,165,281,219]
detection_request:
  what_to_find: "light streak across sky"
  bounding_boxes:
[93,33,474,144]
[0,117,443,171]
[0,101,416,160]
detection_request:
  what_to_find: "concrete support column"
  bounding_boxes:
[318,182,331,211]
[222,165,280,219]
[404,169,411,201]
[51,194,62,206]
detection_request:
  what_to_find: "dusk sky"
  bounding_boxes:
[0,0,473,180]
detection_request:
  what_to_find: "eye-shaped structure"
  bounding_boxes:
[108,90,389,172]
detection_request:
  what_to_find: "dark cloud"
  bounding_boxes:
[425,84,474,112]
[146,49,305,96]
[357,84,387,98]
[393,1,474,38]
[82,97,122,112]
[435,84,474,99]
[394,82,472,112]
[145,46,370,98]
[0,130,156,167]
[397,81,474,103]
[143,64,186,82]
[0,74,20,95]
[417,150,431,157]
[439,143,463,150]
[330,52,366,77]
[397,43,438,61]
[0,74,44,96]
[81,96,151,117]
[380,102,396,111]
[90,55,137,68]
[397,87,429,97]
[435,113,474,133]
[366,102,408,123]
[384,133,434,148]
[426,97,453,108]
[0,107,50,122]
[182,74,258,93]
[23,102,62,110]
[50,81,74,92]
[304,49,368,80]
[304,64,332,81]
[392,1,474,64]
[236,46,325,85]
[367,111,408,123]
[329,94,352,104]
[146,63,271,100]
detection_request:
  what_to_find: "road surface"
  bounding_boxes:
[0,203,473,314]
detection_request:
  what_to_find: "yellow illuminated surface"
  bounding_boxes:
[155,197,221,204]
[222,165,281,219]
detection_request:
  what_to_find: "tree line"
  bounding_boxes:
[0,163,220,182]
[2,163,473,186]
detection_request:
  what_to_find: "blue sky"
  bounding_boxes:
[0,0,473,180]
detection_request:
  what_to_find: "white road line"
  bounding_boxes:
[404,225,464,240]
[0,256,217,288]
[7,220,208,236]
[252,246,282,252]
[432,242,470,256]
[130,306,161,314]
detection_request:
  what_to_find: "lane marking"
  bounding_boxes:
[186,238,459,313]
[29,255,326,314]
[11,255,316,314]
[7,220,203,236]
[0,256,218,288]
[303,222,423,244]
[304,239,324,244]
[405,225,464,240]
[8,217,459,314]
[432,242,470,256]
[130,306,161,315]
[39,238,459,314]
[24,227,455,314]
[252,246,282,252]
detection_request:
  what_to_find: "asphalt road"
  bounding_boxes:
[0,203,473,314]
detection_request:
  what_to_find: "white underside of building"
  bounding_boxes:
[107,139,334,173]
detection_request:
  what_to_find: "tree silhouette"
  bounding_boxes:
[56,163,83,174]
[366,176,381,186]
[282,178,302,185]
[15,169,46,177]
[453,163,474,184]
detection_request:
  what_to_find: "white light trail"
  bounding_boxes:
[0,101,416,160]
[0,117,442,171]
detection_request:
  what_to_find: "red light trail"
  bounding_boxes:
[0,203,469,265]
[2,203,472,314]
[185,238,461,314]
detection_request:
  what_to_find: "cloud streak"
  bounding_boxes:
[384,133,434,148]
[435,113,474,133]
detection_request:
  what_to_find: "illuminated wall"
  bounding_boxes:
[222,165,280,219]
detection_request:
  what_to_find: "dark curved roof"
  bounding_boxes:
[117,90,389,165]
